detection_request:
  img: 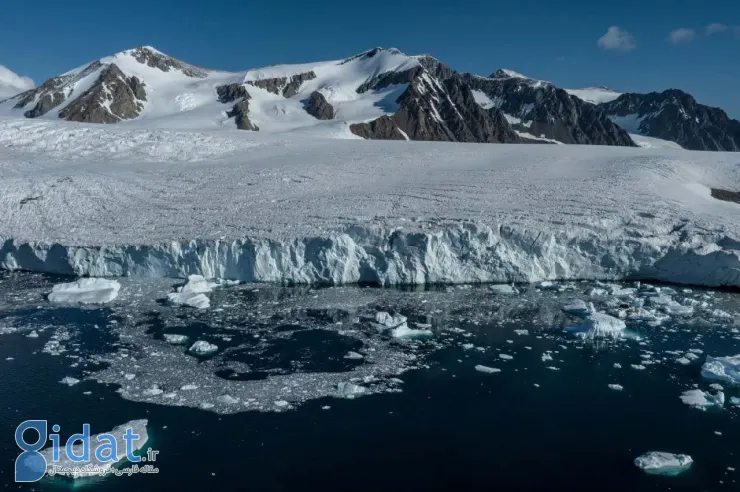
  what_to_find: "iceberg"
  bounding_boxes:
[48,278,120,305]
[375,311,407,328]
[568,312,626,339]
[634,451,693,476]
[166,275,217,309]
[701,355,740,385]
[188,340,218,355]
[562,299,593,316]
[337,381,366,398]
[680,389,724,410]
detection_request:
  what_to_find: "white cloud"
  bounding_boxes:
[597,26,636,52]
[705,23,728,35]
[0,65,34,99]
[668,28,696,44]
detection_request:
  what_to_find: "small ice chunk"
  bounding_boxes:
[570,312,626,339]
[634,451,693,476]
[675,357,691,365]
[475,365,501,374]
[143,386,163,397]
[730,397,740,406]
[537,281,560,291]
[608,384,624,391]
[59,376,80,386]
[391,324,432,339]
[217,395,239,405]
[337,382,366,398]
[167,291,210,309]
[680,389,724,409]
[189,340,218,355]
[27,330,39,338]
[631,364,646,370]
[163,334,189,345]
[709,383,724,391]
[180,384,198,390]
[499,354,513,360]
[375,311,407,328]
[513,329,529,336]
[344,351,364,360]
[701,354,740,385]
[489,284,518,294]
[542,353,553,362]
[48,278,120,305]
[177,275,217,294]
[562,299,593,316]
[613,363,622,369]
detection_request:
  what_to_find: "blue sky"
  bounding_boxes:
[1,0,738,117]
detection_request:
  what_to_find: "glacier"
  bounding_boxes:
[1,119,740,287]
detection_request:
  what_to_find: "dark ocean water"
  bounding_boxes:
[0,272,738,491]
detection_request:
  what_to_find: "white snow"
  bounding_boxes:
[48,278,120,304]
[701,355,740,385]
[34,419,148,479]
[1,117,740,287]
[188,340,218,355]
[471,90,496,109]
[634,451,693,476]
[565,87,622,105]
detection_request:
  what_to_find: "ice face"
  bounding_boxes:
[48,278,120,305]
[634,451,693,476]
[701,355,740,385]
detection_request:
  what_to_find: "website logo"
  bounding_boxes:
[14,420,156,482]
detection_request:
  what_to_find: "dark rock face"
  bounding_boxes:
[304,91,334,120]
[601,89,740,151]
[216,83,251,104]
[13,61,103,118]
[414,55,455,81]
[129,47,208,78]
[247,71,317,97]
[459,73,635,146]
[351,70,520,144]
[356,67,423,93]
[58,64,147,123]
[226,101,258,131]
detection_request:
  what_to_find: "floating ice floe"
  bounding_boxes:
[29,419,148,479]
[489,284,519,295]
[166,275,217,309]
[568,312,626,339]
[475,365,501,374]
[701,355,740,385]
[537,281,561,291]
[188,340,218,355]
[59,376,80,386]
[680,389,725,410]
[391,324,433,340]
[374,311,408,328]
[163,334,189,345]
[608,384,624,391]
[337,381,366,398]
[344,351,364,360]
[562,299,593,316]
[634,451,693,476]
[48,278,120,305]
[499,354,514,360]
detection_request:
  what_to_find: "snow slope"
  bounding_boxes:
[566,87,622,105]
[1,117,739,286]
[0,47,419,137]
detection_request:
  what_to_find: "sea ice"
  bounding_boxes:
[391,324,433,339]
[701,355,740,385]
[569,312,626,339]
[59,376,80,386]
[562,299,593,316]
[48,278,120,305]
[337,381,366,398]
[344,351,364,360]
[608,384,624,391]
[163,334,189,345]
[634,451,693,476]
[499,354,514,360]
[475,365,501,374]
[189,340,218,355]
[680,389,724,410]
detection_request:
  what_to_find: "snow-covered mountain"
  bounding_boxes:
[599,90,740,151]
[1,46,737,150]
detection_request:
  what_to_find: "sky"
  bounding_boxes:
[0,0,738,117]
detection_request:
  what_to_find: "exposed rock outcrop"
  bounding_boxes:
[247,71,317,97]
[216,83,251,104]
[601,89,740,151]
[304,91,334,120]
[129,46,208,78]
[58,64,147,123]
[226,101,258,131]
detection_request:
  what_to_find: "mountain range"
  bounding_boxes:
[1,46,738,151]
